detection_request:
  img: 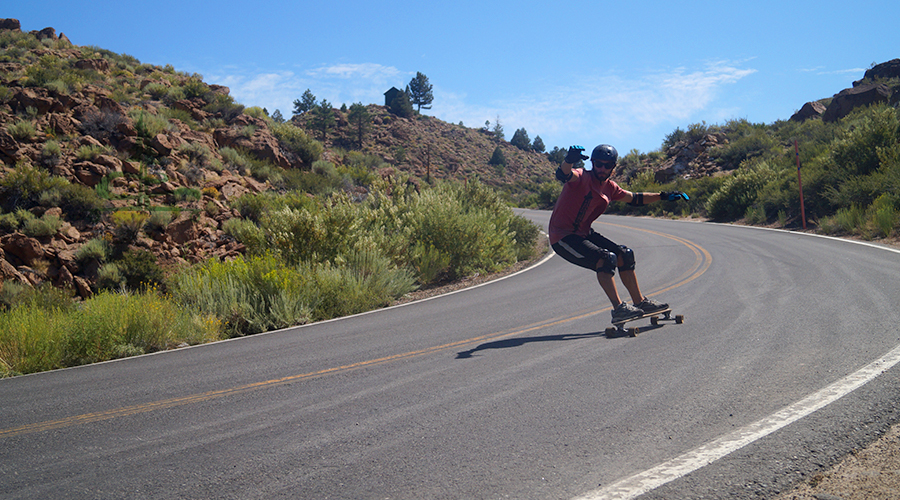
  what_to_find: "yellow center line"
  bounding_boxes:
[1,225,711,439]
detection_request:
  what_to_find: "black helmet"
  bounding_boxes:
[590,144,618,163]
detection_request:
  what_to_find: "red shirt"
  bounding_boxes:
[548,169,628,244]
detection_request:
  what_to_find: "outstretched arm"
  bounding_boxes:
[556,146,589,183]
[623,191,689,206]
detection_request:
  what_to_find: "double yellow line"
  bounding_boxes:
[1,224,711,439]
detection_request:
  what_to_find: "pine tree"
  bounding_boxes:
[511,128,531,151]
[532,135,546,153]
[293,89,317,116]
[347,102,371,148]
[492,116,504,140]
[489,146,507,166]
[407,72,434,112]
[310,99,335,142]
[389,90,414,118]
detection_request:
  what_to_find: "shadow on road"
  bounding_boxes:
[455,324,666,359]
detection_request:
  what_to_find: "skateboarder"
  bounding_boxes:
[549,145,689,323]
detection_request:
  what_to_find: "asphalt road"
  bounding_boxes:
[2,212,900,500]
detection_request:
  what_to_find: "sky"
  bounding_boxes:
[6,1,899,154]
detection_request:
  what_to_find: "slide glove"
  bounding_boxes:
[660,191,690,201]
[565,145,589,164]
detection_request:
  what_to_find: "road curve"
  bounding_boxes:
[2,212,900,499]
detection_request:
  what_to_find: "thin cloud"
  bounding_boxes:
[441,61,758,149]
[307,63,404,82]
[818,67,867,75]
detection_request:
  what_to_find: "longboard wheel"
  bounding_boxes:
[605,327,616,336]
[675,315,684,324]
[630,328,639,337]
[650,316,659,326]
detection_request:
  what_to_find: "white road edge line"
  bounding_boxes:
[573,223,900,500]
[574,343,900,500]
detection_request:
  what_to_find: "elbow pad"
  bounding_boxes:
[628,192,645,207]
[555,167,573,183]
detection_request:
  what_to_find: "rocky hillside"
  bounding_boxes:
[0,20,557,299]
[1,18,897,300]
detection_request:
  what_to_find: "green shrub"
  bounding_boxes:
[76,144,108,160]
[160,107,198,129]
[508,214,540,261]
[116,249,165,291]
[24,55,82,92]
[270,122,323,166]
[97,262,124,290]
[182,78,210,99]
[145,210,174,233]
[178,142,214,167]
[168,254,316,337]
[62,290,222,367]
[870,193,898,238]
[0,282,75,314]
[163,86,186,104]
[75,238,110,262]
[0,212,19,232]
[22,213,61,237]
[128,108,172,138]
[143,82,168,99]
[305,250,416,319]
[203,93,244,122]
[0,162,105,218]
[283,160,343,194]
[41,140,62,164]
[709,124,778,170]
[0,303,69,375]
[60,183,106,221]
[409,242,451,284]
[705,163,776,221]
[173,187,201,202]
[7,120,37,141]
[110,210,148,241]
[219,147,251,174]
[229,191,315,222]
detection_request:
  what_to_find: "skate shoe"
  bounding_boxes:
[636,297,668,314]
[611,302,643,323]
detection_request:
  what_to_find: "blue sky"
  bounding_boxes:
[6,1,898,154]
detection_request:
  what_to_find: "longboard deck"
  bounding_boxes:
[606,309,684,337]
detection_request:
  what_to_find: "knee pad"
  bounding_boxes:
[596,249,617,275]
[618,245,636,271]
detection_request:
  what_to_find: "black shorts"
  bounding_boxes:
[552,232,621,272]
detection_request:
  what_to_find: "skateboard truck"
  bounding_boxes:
[605,308,684,338]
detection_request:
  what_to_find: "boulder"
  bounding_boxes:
[47,113,79,136]
[74,276,93,299]
[150,133,178,155]
[790,101,827,122]
[30,27,57,41]
[11,87,57,114]
[72,160,109,187]
[854,59,900,86]
[823,83,892,122]
[0,128,20,162]
[93,154,123,173]
[0,18,21,31]
[0,258,29,286]
[74,59,110,73]
[166,216,198,245]
[2,233,45,265]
